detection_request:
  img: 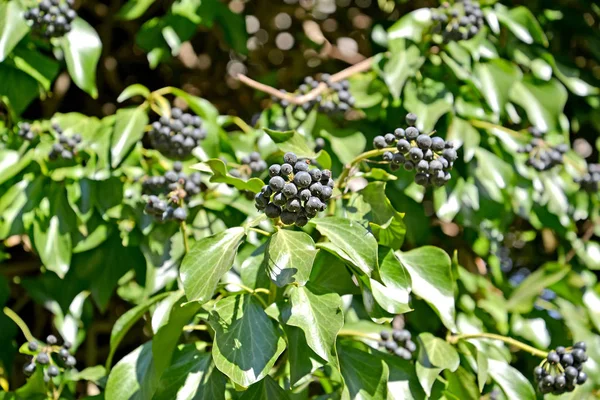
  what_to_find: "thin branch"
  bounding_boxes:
[448,332,548,358]
[237,56,377,106]
[565,220,598,263]
[4,307,35,343]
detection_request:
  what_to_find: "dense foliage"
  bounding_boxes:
[0,0,599,399]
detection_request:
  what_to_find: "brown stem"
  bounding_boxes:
[236,56,377,106]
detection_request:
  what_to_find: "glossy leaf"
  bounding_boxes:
[360,182,407,249]
[62,18,102,98]
[240,376,290,400]
[0,2,30,62]
[192,159,265,193]
[105,342,157,400]
[110,107,148,168]
[370,247,412,314]
[266,230,317,287]
[338,342,389,400]
[487,358,536,400]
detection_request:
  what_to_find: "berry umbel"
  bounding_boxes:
[22,335,76,381]
[575,163,599,192]
[24,0,77,39]
[142,161,203,222]
[431,0,485,42]
[373,113,456,187]
[48,123,81,161]
[148,107,207,159]
[517,127,568,171]
[255,152,333,227]
[379,329,416,360]
[534,342,589,395]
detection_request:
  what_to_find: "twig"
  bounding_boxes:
[447,332,548,358]
[237,56,376,106]
[565,220,597,263]
[338,329,379,340]
[249,227,272,237]
[336,148,392,189]
[4,307,35,343]
[183,324,208,331]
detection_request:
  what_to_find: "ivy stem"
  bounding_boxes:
[183,324,208,332]
[229,116,253,134]
[3,307,35,343]
[179,198,190,254]
[220,282,271,308]
[336,148,392,189]
[249,227,272,237]
[469,119,523,139]
[447,333,549,358]
[338,329,379,340]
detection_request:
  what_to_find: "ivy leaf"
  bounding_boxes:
[0,64,41,115]
[506,262,569,313]
[263,128,316,158]
[495,5,548,46]
[282,285,343,363]
[61,18,102,98]
[110,107,148,168]
[474,148,514,203]
[387,8,432,43]
[415,333,460,396]
[382,40,425,100]
[153,344,227,400]
[403,79,454,133]
[338,342,390,400]
[117,0,155,20]
[0,2,30,62]
[192,158,265,193]
[312,217,379,276]
[380,352,426,400]
[360,182,407,249]
[370,247,412,314]
[283,325,325,386]
[266,230,317,287]
[396,247,456,331]
[106,292,171,369]
[209,294,286,387]
[509,77,567,133]
[444,366,480,400]
[105,342,157,400]
[447,117,480,162]
[309,251,360,296]
[180,227,246,304]
[487,358,536,400]
[117,84,151,102]
[474,59,522,115]
[240,375,290,400]
[458,341,488,393]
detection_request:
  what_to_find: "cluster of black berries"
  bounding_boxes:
[17,122,37,141]
[230,152,268,178]
[273,75,355,115]
[517,128,568,171]
[254,152,333,227]
[148,108,207,159]
[142,162,203,222]
[575,164,600,192]
[24,0,77,39]
[431,0,484,42]
[379,330,416,360]
[496,246,513,273]
[49,124,81,161]
[23,335,76,381]
[534,342,588,395]
[373,114,456,187]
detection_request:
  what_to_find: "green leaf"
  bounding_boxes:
[266,230,317,287]
[209,294,286,387]
[152,297,202,378]
[396,247,456,331]
[474,59,522,115]
[388,8,432,42]
[284,324,325,386]
[487,358,536,400]
[309,251,360,295]
[381,352,426,400]
[153,344,227,400]
[192,158,265,193]
[338,342,389,400]
[263,128,316,158]
[444,366,480,400]
[117,0,155,20]
[360,182,406,249]
[0,2,29,62]
[509,77,567,133]
[106,291,171,369]
[473,148,515,203]
[312,217,379,276]
[110,107,148,168]
[240,375,290,400]
[447,117,480,162]
[180,227,246,304]
[495,5,548,46]
[382,40,425,99]
[117,84,151,102]
[12,46,60,92]
[370,247,412,314]
[0,63,40,114]
[282,285,343,363]
[105,342,157,400]
[458,341,488,393]
[415,333,460,396]
[403,79,453,133]
[506,263,569,313]
[61,18,102,98]
[65,366,106,382]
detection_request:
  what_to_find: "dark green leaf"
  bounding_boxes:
[61,18,102,98]
[105,342,157,400]
[338,342,389,400]
[240,375,290,400]
[360,182,406,249]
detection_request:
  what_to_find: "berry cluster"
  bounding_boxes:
[534,342,588,395]
[373,113,456,187]
[575,163,600,192]
[431,0,484,42]
[273,75,355,115]
[230,152,268,178]
[148,107,207,159]
[17,122,37,141]
[518,128,568,171]
[24,0,77,39]
[379,329,416,360]
[142,162,203,222]
[48,124,81,161]
[23,335,76,381]
[254,152,333,227]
